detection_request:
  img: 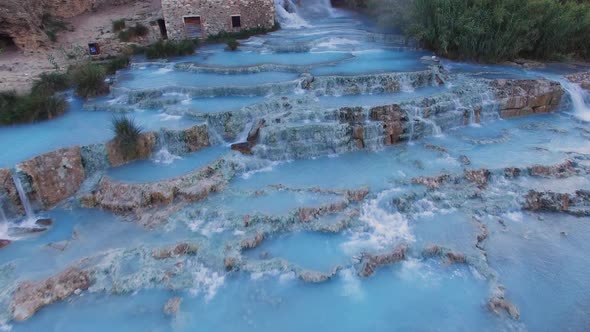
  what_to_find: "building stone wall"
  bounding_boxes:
[161,0,276,40]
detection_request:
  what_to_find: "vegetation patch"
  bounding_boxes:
[0,92,67,125]
[226,39,240,51]
[41,12,71,43]
[143,40,198,59]
[343,0,590,62]
[69,62,109,98]
[206,23,280,43]
[118,23,150,42]
[112,19,126,32]
[112,115,143,158]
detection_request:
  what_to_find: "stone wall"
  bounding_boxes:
[493,79,564,118]
[161,0,275,40]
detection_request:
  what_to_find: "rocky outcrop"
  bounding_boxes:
[297,201,348,223]
[493,79,564,119]
[0,239,11,249]
[240,232,264,250]
[528,160,577,178]
[152,242,199,259]
[358,244,407,277]
[422,245,466,264]
[83,159,233,213]
[411,174,453,190]
[464,169,491,188]
[163,297,182,316]
[369,104,407,145]
[488,286,520,320]
[17,147,85,208]
[566,71,590,91]
[231,119,266,155]
[11,266,93,321]
[0,168,23,217]
[106,132,157,168]
[524,190,590,216]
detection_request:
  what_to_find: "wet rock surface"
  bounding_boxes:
[358,244,407,277]
[17,147,85,209]
[493,79,564,118]
[11,267,93,321]
[163,297,182,316]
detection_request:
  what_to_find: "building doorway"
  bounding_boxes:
[183,16,202,38]
[157,19,168,39]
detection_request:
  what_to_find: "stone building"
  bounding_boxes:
[161,0,276,40]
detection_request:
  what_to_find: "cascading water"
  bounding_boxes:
[11,174,35,222]
[560,80,590,121]
[153,131,182,165]
[274,0,310,28]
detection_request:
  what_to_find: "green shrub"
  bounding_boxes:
[0,91,67,125]
[355,0,590,62]
[102,56,130,75]
[69,62,109,98]
[111,115,143,157]
[206,24,280,43]
[118,23,150,42]
[226,39,239,51]
[112,19,126,32]
[31,72,71,96]
[144,40,197,59]
[46,30,57,42]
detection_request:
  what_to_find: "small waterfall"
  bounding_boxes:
[560,80,590,121]
[153,131,182,165]
[407,106,443,138]
[11,174,35,222]
[0,204,7,224]
[274,0,310,28]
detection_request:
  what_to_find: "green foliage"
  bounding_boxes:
[358,0,590,62]
[101,56,131,75]
[206,24,280,43]
[41,12,70,43]
[226,39,240,51]
[118,23,150,42]
[144,40,197,59]
[69,62,109,98]
[112,19,126,32]
[31,72,71,96]
[0,91,67,125]
[111,115,143,157]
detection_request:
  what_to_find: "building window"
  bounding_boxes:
[184,16,202,38]
[231,15,241,28]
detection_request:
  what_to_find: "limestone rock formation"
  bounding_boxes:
[566,71,590,91]
[106,132,157,168]
[11,267,93,321]
[152,242,199,259]
[0,239,11,249]
[18,147,85,208]
[464,169,491,188]
[0,168,23,217]
[369,104,407,145]
[411,174,453,190]
[163,297,182,316]
[493,79,564,118]
[358,244,407,277]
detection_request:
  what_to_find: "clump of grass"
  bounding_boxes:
[207,24,280,43]
[0,91,67,125]
[111,115,143,157]
[144,40,197,59]
[226,39,239,51]
[101,56,130,75]
[41,12,70,43]
[118,23,150,42]
[69,62,109,98]
[112,19,126,32]
[31,72,71,96]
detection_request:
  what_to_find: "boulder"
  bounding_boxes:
[488,286,520,320]
[11,267,92,321]
[18,147,85,208]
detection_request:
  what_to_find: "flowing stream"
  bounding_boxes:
[0,2,590,331]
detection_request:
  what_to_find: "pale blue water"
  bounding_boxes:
[1,2,590,331]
